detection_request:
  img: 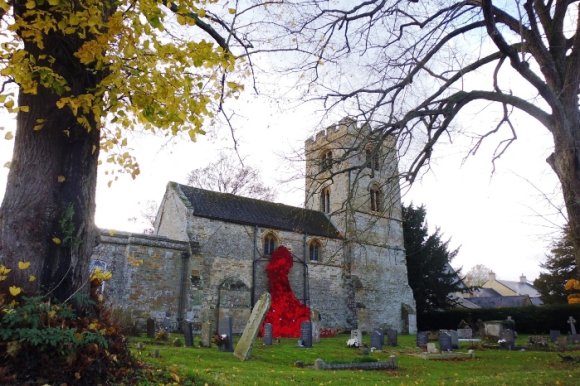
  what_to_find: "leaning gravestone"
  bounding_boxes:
[183,321,194,347]
[200,321,212,348]
[263,323,273,346]
[234,293,271,361]
[370,328,384,350]
[416,331,429,349]
[351,329,363,346]
[146,318,155,339]
[549,330,561,343]
[386,328,398,347]
[300,320,313,348]
[311,309,321,344]
[568,316,577,335]
[219,316,234,352]
[439,331,452,352]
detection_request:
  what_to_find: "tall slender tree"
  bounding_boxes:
[403,204,465,314]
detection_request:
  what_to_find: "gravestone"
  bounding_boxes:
[200,321,212,348]
[350,329,363,346]
[484,321,503,339]
[567,316,577,335]
[439,330,452,352]
[426,342,438,353]
[263,323,273,346]
[416,331,429,349]
[234,293,271,361]
[183,321,194,347]
[300,320,313,348]
[386,328,398,347]
[311,309,321,344]
[146,318,155,339]
[500,328,515,350]
[457,328,473,340]
[549,330,560,343]
[219,316,234,352]
[449,330,459,349]
[370,328,384,350]
[558,336,568,351]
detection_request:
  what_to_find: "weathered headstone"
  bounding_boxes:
[386,328,398,347]
[200,321,212,348]
[263,323,273,346]
[558,336,568,351]
[311,309,321,344]
[370,328,384,350]
[234,293,271,361]
[567,316,577,335]
[183,321,194,347]
[500,328,515,350]
[484,321,503,339]
[146,318,155,339]
[416,331,429,349]
[457,328,473,340]
[219,316,234,352]
[449,330,459,349]
[439,331,452,352]
[426,342,438,353]
[300,320,313,348]
[350,329,363,346]
[549,329,561,343]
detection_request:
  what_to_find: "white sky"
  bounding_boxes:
[0,88,565,283]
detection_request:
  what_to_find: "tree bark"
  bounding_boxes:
[0,14,101,301]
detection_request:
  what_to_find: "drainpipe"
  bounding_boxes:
[303,233,308,305]
[251,225,257,306]
[177,250,189,329]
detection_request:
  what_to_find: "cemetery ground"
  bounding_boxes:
[130,333,580,385]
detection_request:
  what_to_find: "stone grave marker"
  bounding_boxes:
[146,318,155,339]
[263,323,273,346]
[200,321,212,348]
[549,330,560,343]
[300,320,313,348]
[484,321,503,339]
[426,342,438,353]
[416,331,429,349]
[386,328,398,347]
[370,328,384,350]
[558,335,568,351]
[439,330,452,352]
[219,316,234,352]
[457,328,473,340]
[567,316,577,335]
[183,321,194,347]
[449,330,459,349]
[234,293,271,361]
[500,328,515,350]
[311,309,321,344]
[350,329,363,346]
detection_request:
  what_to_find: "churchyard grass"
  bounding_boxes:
[131,334,580,385]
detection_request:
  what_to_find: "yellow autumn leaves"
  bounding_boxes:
[0,261,34,297]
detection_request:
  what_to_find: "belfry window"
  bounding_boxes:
[263,233,277,256]
[365,148,380,171]
[321,187,331,213]
[321,150,333,171]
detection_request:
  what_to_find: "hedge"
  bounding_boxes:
[418,304,580,334]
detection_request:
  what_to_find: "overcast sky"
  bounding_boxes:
[0,87,565,283]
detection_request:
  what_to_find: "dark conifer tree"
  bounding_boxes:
[403,204,465,314]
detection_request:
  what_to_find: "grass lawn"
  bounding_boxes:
[131,334,580,385]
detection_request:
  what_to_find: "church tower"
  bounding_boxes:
[305,117,416,332]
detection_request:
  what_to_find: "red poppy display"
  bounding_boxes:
[261,245,311,337]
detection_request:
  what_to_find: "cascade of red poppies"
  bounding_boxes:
[261,245,310,337]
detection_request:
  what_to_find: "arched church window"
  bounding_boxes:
[365,147,380,171]
[309,239,322,262]
[263,233,277,256]
[321,187,331,213]
[320,150,333,171]
[370,184,382,212]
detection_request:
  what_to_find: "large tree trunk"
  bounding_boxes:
[548,109,580,280]
[0,13,101,301]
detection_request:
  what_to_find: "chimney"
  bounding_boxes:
[488,271,496,281]
[519,274,527,284]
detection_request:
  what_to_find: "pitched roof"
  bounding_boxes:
[468,287,502,298]
[172,183,342,239]
[496,280,541,298]
[467,295,533,309]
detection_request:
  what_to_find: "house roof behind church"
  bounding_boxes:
[496,279,541,298]
[174,183,342,239]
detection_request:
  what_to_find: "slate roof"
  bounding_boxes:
[469,288,502,298]
[496,280,541,298]
[467,295,533,309]
[173,183,342,239]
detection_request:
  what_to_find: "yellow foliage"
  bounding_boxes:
[52,237,62,245]
[17,261,30,270]
[90,267,112,281]
[9,286,22,296]
[564,279,580,291]
[0,264,11,275]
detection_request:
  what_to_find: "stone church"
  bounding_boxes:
[92,118,417,334]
